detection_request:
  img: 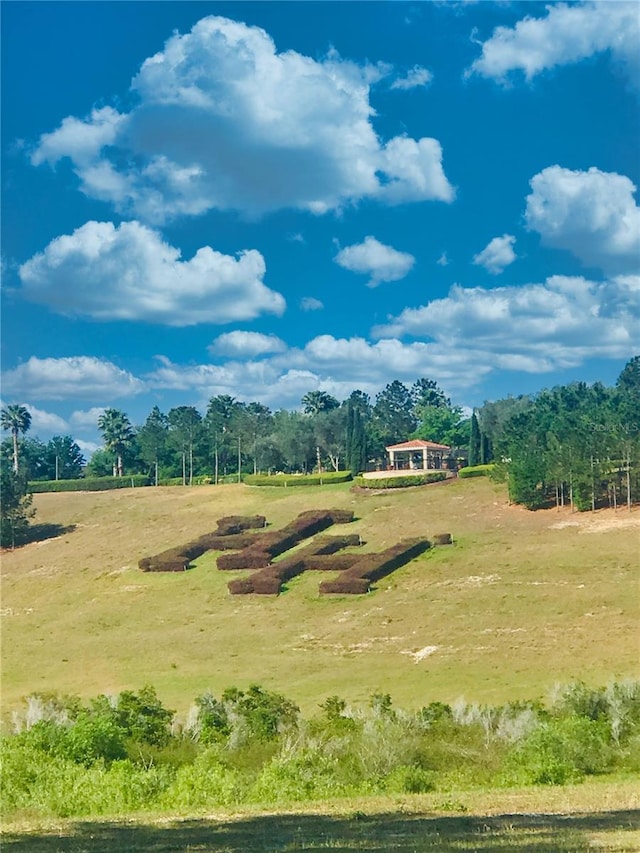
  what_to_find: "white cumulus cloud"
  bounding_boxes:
[472,234,517,274]
[24,405,70,435]
[208,331,286,358]
[525,166,640,273]
[391,65,433,90]
[32,16,454,223]
[1,357,145,401]
[374,274,640,370]
[334,236,415,287]
[70,407,107,429]
[300,296,324,312]
[19,220,285,326]
[468,1,640,88]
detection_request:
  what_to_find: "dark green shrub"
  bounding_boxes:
[458,464,495,479]
[221,686,299,743]
[244,471,352,487]
[353,472,447,489]
[110,686,174,748]
[30,475,150,493]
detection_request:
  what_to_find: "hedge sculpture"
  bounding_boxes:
[318,538,431,595]
[139,515,266,572]
[139,509,444,596]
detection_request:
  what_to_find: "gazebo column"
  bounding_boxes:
[422,448,427,470]
[389,449,395,469]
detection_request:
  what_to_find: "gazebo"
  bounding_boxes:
[385,439,452,472]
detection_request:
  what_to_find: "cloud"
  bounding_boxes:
[468,1,640,88]
[334,236,415,287]
[1,357,145,401]
[31,107,127,168]
[525,166,640,274]
[472,234,517,274]
[32,16,454,222]
[437,251,450,267]
[24,405,69,435]
[208,331,286,358]
[137,266,639,413]
[70,407,107,429]
[391,65,433,90]
[75,439,100,456]
[147,338,481,409]
[19,220,285,326]
[300,296,324,311]
[374,274,640,370]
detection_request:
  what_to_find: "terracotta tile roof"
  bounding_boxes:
[385,439,452,451]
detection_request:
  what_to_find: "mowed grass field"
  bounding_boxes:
[1,477,638,718]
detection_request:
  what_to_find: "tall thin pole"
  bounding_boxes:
[237,435,242,483]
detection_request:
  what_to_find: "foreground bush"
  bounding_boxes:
[2,680,638,821]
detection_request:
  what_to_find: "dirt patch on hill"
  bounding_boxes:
[550,514,640,534]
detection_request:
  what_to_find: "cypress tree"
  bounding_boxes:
[345,402,354,472]
[469,413,481,466]
[481,432,492,464]
[353,408,368,474]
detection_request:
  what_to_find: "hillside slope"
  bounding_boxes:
[2,478,638,716]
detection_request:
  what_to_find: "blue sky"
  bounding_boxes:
[2,1,639,455]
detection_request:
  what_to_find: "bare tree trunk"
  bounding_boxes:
[12,431,19,473]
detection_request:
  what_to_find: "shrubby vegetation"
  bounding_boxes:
[29,475,150,493]
[2,358,638,535]
[354,472,448,489]
[482,357,640,510]
[458,464,495,479]
[2,681,639,820]
[244,471,352,486]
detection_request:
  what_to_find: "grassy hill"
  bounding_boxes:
[2,477,638,717]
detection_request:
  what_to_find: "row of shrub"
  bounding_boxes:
[3,680,639,819]
[243,471,353,487]
[319,538,432,594]
[139,515,267,572]
[217,509,354,572]
[227,533,363,595]
[353,472,448,490]
[458,464,496,479]
[29,475,151,493]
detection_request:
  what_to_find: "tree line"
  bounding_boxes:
[475,357,639,510]
[1,357,638,545]
[2,378,466,487]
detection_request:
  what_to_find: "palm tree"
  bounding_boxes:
[1,404,32,473]
[301,390,339,416]
[97,408,134,477]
